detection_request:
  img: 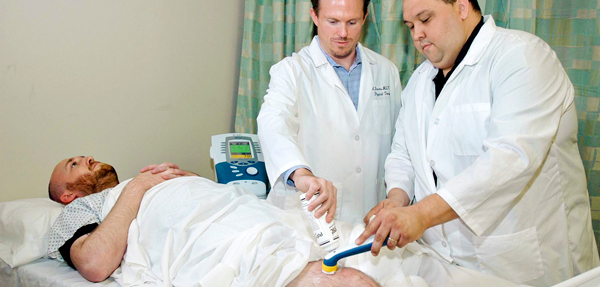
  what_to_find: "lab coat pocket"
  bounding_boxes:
[473,226,544,284]
[449,103,490,156]
[373,96,392,135]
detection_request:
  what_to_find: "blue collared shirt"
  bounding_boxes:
[317,37,363,110]
[282,37,363,187]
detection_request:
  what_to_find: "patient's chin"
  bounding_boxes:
[67,164,119,195]
[287,260,379,287]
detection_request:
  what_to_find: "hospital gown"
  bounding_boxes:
[46,189,110,261]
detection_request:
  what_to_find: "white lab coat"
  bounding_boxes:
[386,16,599,286]
[258,36,402,225]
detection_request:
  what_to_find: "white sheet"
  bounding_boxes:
[0,256,119,287]
[553,266,600,287]
[101,177,521,287]
[104,177,322,287]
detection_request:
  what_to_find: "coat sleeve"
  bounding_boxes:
[436,40,574,236]
[385,87,416,199]
[257,59,311,186]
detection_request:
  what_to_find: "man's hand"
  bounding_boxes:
[362,188,410,225]
[355,194,459,255]
[292,169,337,223]
[140,162,199,179]
[130,165,185,191]
[356,205,428,255]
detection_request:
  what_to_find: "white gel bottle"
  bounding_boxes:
[299,192,340,252]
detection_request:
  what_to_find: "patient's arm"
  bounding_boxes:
[287,261,380,287]
[69,168,184,282]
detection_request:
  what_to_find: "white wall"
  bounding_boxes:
[0,1,245,201]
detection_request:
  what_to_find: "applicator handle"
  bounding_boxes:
[323,235,389,267]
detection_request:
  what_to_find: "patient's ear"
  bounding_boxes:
[60,190,78,204]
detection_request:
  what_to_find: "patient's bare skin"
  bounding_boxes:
[287,260,379,287]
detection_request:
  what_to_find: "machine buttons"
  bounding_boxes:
[232,170,240,173]
[230,166,238,169]
[355,135,360,141]
[246,167,259,176]
[236,173,243,177]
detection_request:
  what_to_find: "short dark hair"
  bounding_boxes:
[311,0,371,17]
[441,0,482,13]
[48,180,63,203]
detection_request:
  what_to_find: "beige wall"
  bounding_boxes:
[0,1,245,201]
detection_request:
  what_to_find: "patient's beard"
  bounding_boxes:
[67,164,119,195]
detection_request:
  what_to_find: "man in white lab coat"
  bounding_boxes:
[356,0,600,285]
[257,0,402,225]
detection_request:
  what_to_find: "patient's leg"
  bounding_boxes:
[287,261,379,287]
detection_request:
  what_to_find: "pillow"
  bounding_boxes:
[0,198,64,267]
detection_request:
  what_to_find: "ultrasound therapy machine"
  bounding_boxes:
[210,133,270,199]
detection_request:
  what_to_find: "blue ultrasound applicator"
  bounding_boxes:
[322,235,389,274]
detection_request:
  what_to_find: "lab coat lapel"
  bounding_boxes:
[416,65,438,191]
[429,16,497,135]
[431,15,497,120]
[308,38,358,119]
[357,44,375,122]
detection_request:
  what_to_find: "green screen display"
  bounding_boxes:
[230,143,250,153]
[230,142,252,158]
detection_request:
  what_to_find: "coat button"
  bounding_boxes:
[356,167,362,173]
[355,135,360,141]
[434,118,440,125]
[430,160,435,167]
[442,241,447,247]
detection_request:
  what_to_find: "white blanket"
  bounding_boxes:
[103,177,325,287]
[101,177,516,287]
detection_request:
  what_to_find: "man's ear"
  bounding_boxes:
[60,190,78,204]
[457,0,470,19]
[310,8,319,27]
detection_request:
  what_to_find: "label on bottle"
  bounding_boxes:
[299,192,339,251]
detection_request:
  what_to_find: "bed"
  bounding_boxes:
[1,188,599,287]
[0,257,119,287]
[0,197,118,286]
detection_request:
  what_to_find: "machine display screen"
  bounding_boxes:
[229,141,253,159]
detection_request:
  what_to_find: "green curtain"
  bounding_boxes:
[235,0,599,249]
[234,0,313,133]
[485,0,600,254]
[234,0,421,133]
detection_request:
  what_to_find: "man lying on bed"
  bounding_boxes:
[45,156,383,286]
[46,156,517,287]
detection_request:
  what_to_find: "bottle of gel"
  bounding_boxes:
[299,192,340,252]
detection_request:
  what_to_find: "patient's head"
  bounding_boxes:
[49,156,119,204]
[287,260,379,287]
